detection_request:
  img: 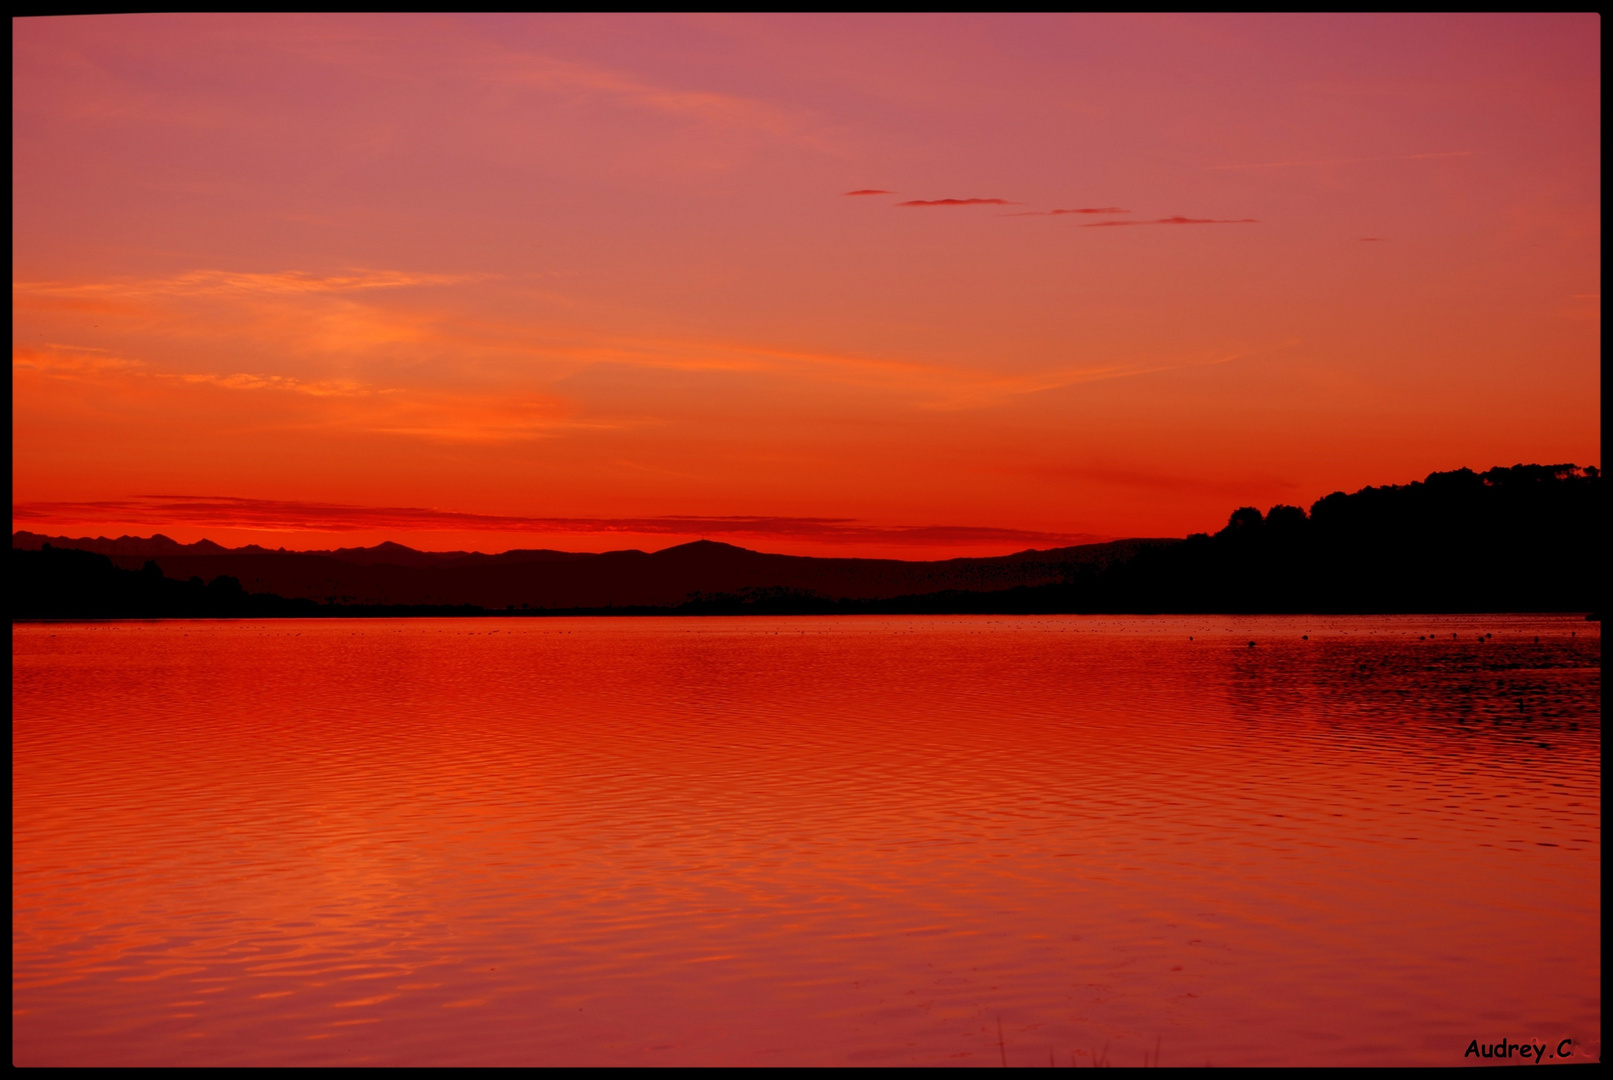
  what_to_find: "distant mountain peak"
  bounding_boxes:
[663,538,751,553]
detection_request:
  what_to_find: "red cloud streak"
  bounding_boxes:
[1084,216,1258,227]
[12,495,1103,548]
[842,188,894,195]
[898,198,1013,206]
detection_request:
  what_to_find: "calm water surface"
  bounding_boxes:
[13,615,1601,1066]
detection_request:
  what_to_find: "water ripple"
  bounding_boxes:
[13,615,1600,1066]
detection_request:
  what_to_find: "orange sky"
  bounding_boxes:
[12,14,1600,558]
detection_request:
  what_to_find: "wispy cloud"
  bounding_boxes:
[11,495,1104,548]
[524,336,1249,409]
[164,371,368,398]
[1084,216,1257,228]
[898,198,1014,207]
[842,188,894,196]
[12,344,144,375]
[15,268,463,360]
[1209,151,1473,171]
[14,343,573,442]
[14,268,467,305]
[1012,207,1130,216]
[16,342,365,399]
[483,49,813,144]
[15,266,1246,416]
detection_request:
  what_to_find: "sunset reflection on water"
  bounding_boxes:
[12,616,1601,1066]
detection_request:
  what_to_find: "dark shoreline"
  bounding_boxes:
[14,463,1601,620]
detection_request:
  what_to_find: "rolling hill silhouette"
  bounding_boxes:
[9,534,1160,610]
[12,464,1601,618]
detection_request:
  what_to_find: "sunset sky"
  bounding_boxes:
[12,14,1600,558]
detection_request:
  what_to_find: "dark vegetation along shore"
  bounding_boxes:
[12,464,1602,619]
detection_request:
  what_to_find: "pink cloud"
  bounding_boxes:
[842,188,895,196]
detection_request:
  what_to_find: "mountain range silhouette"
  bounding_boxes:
[12,464,1601,618]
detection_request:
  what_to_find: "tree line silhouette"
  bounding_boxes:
[11,464,1600,618]
[1043,463,1603,614]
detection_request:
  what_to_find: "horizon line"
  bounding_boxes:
[12,464,1595,558]
[10,529,1145,563]
[10,496,1110,550]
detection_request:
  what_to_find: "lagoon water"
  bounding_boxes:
[12,615,1601,1066]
